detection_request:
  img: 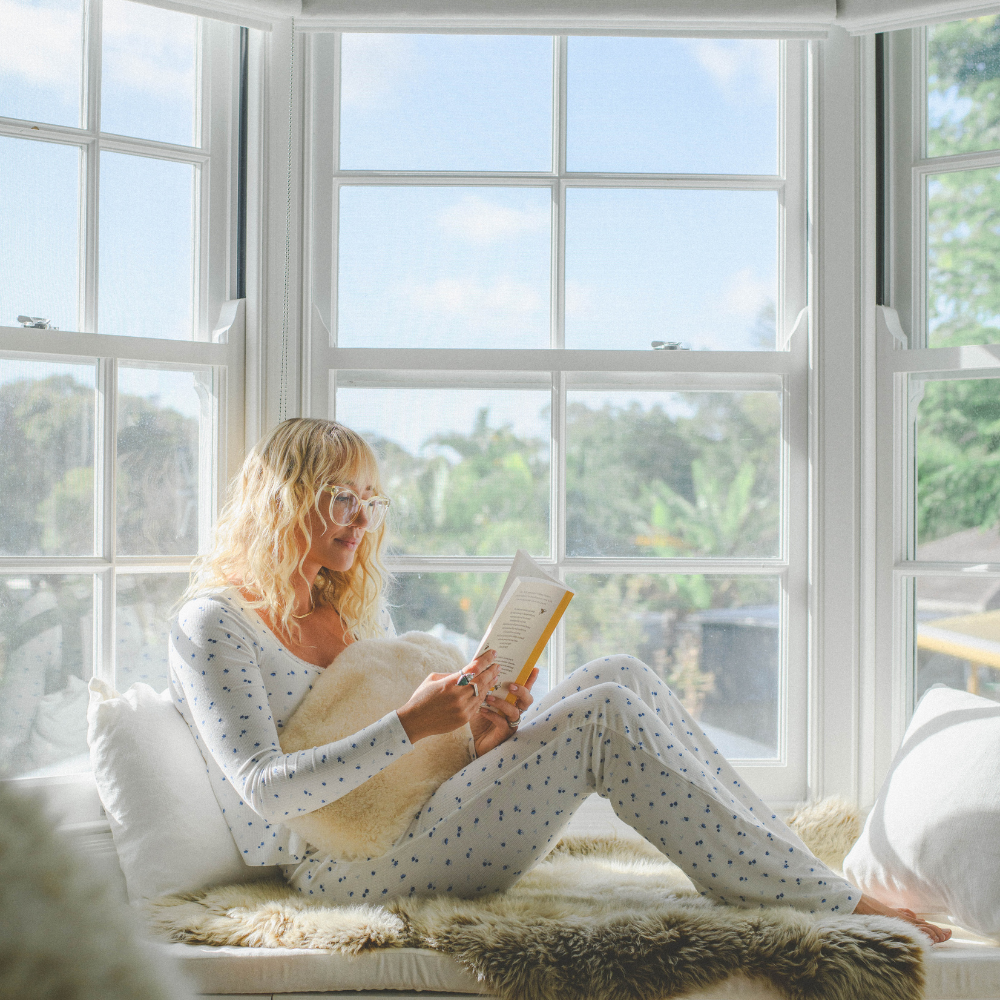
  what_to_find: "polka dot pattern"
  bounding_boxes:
[168,591,404,866]
[283,656,858,915]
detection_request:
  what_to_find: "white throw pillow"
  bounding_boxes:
[844,684,1000,936]
[87,678,266,903]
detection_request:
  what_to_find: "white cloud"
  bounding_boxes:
[101,0,196,101]
[438,195,549,245]
[340,34,417,110]
[688,39,778,98]
[0,0,81,99]
[407,276,544,320]
[723,268,773,319]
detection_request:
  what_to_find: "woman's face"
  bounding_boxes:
[301,475,376,575]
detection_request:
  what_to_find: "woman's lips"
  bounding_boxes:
[336,537,360,549]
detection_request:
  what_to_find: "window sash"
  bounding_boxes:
[305,31,811,800]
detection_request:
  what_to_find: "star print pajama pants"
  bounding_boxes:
[284,655,858,914]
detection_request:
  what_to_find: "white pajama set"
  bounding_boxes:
[169,590,858,915]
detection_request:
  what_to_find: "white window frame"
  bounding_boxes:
[303,31,813,804]
[873,25,1000,785]
[0,2,247,807]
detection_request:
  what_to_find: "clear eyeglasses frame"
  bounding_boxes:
[321,485,391,531]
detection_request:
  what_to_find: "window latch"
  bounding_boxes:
[17,316,56,329]
[651,341,688,350]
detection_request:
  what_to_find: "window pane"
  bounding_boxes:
[565,573,780,758]
[926,169,1000,348]
[338,187,551,349]
[567,391,780,558]
[915,575,1000,703]
[927,16,1000,159]
[390,571,549,695]
[336,386,550,557]
[915,377,1000,555]
[0,574,94,777]
[340,34,552,171]
[116,572,188,692]
[117,366,211,556]
[0,358,95,557]
[101,0,198,147]
[567,38,778,175]
[0,137,81,332]
[0,0,84,127]
[565,189,777,351]
[99,152,195,339]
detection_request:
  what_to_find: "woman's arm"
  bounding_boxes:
[169,598,413,825]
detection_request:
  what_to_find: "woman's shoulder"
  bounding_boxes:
[173,587,259,639]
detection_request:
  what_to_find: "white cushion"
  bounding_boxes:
[87,678,264,903]
[844,685,1000,936]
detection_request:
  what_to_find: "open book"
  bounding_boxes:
[473,550,574,705]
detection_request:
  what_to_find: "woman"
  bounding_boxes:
[169,418,948,940]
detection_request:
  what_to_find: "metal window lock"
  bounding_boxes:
[17,316,57,329]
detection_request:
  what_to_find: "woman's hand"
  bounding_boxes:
[396,650,501,744]
[469,666,539,759]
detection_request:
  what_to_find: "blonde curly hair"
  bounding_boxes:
[185,418,390,640]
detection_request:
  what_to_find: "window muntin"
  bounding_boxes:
[311,32,807,794]
[0,1,240,781]
[883,17,1000,730]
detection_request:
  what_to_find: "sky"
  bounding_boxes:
[1,2,784,441]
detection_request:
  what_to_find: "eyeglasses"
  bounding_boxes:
[321,485,391,531]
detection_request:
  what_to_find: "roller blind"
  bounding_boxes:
[837,0,1000,34]
[129,0,837,34]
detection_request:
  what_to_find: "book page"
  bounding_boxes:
[474,577,571,689]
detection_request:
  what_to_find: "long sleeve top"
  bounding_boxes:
[168,589,411,867]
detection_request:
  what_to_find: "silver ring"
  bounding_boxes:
[507,716,520,730]
[472,683,479,699]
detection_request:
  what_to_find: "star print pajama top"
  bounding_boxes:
[169,591,859,914]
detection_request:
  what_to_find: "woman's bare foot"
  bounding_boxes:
[853,893,952,943]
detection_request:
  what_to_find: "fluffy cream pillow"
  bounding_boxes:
[844,685,1000,936]
[279,631,473,862]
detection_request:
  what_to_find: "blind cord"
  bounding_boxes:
[278,17,295,424]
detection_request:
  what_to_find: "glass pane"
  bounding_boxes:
[0,574,94,777]
[566,391,780,558]
[567,38,778,175]
[336,386,550,557]
[928,16,1000,159]
[0,137,81,332]
[0,358,96,556]
[338,187,551,349]
[116,573,188,692]
[99,152,195,339]
[915,377,1000,555]
[926,169,1000,348]
[340,34,552,171]
[117,366,211,555]
[565,574,780,758]
[390,571,549,696]
[915,575,1000,703]
[101,0,198,146]
[565,189,777,351]
[0,0,84,127]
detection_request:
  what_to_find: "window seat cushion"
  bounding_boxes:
[157,932,1000,1000]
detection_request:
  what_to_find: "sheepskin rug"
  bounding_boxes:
[279,631,474,861]
[150,801,925,1000]
[0,781,196,1000]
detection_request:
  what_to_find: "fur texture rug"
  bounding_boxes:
[150,801,925,1000]
[279,631,473,861]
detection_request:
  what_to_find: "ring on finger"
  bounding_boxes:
[472,682,479,699]
[507,713,520,730]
